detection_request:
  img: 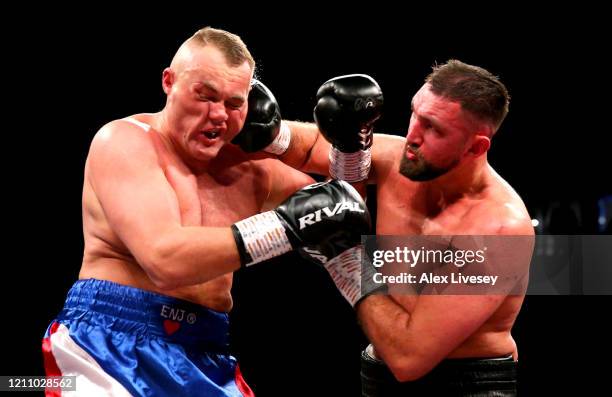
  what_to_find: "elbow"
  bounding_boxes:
[147,266,182,291]
[385,354,434,383]
[140,240,183,291]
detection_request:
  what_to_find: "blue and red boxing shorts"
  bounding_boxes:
[42,279,253,396]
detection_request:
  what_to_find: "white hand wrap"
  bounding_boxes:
[233,211,292,266]
[329,146,371,183]
[323,246,364,306]
[263,121,291,155]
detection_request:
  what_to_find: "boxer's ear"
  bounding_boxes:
[162,68,174,95]
[468,134,490,157]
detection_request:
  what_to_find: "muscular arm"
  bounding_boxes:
[369,133,405,183]
[261,158,315,210]
[357,223,534,382]
[276,126,403,196]
[278,121,331,175]
[88,122,242,290]
[278,124,399,181]
[357,293,507,382]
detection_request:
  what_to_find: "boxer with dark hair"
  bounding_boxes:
[239,60,534,396]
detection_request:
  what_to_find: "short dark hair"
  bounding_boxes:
[426,60,510,132]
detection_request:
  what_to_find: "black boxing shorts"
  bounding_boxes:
[360,344,517,396]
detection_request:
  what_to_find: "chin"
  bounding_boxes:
[192,145,223,162]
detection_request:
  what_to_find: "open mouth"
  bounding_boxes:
[203,130,220,139]
[196,129,224,147]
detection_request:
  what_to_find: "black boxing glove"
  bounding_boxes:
[231,180,370,267]
[232,79,291,154]
[314,74,383,182]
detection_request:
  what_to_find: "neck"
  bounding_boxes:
[422,155,489,209]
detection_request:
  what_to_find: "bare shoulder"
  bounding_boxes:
[91,118,148,149]
[471,200,533,236]
[89,119,157,163]
[86,118,163,185]
[474,168,534,236]
[371,133,405,183]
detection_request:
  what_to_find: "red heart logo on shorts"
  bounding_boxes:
[163,320,181,335]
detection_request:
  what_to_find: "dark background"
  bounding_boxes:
[3,9,610,396]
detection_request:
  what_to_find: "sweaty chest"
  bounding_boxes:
[165,165,266,227]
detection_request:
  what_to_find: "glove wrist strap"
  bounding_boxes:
[323,245,388,307]
[263,121,291,155]
[232,211,292,267]
[329,146,372,183]
[323,246,365,307]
